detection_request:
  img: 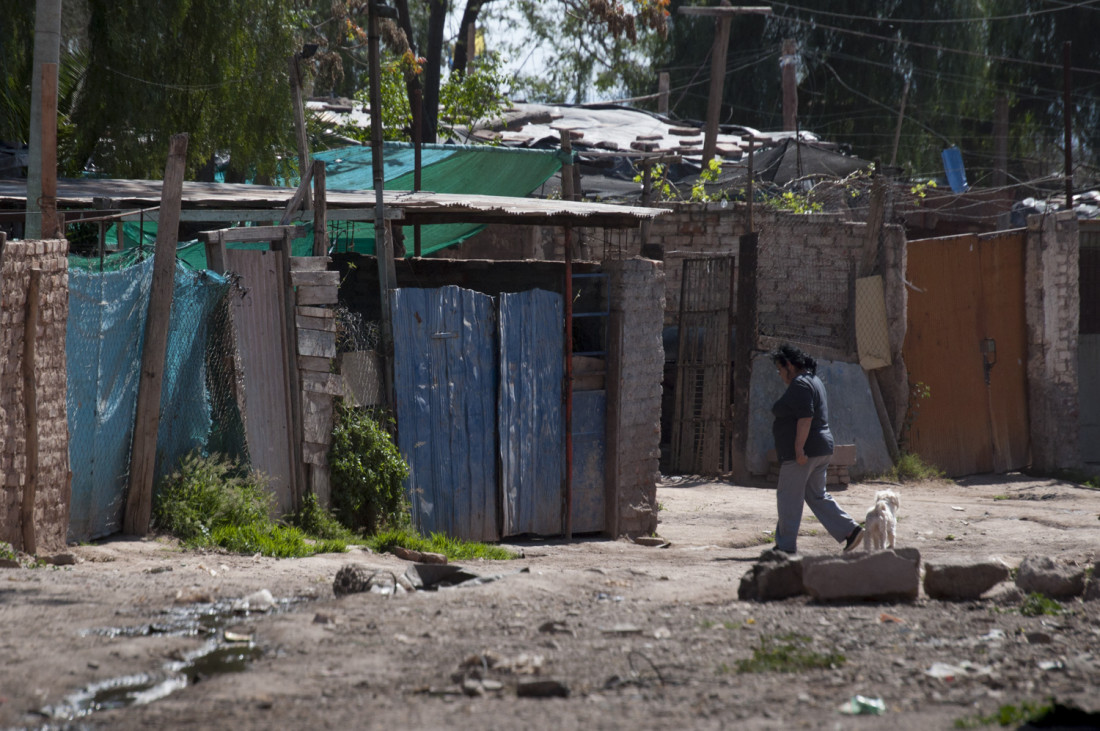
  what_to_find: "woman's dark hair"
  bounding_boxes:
[772,344,817,375]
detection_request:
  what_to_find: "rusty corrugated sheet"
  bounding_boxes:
[499,290,563,537]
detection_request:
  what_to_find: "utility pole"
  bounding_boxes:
[679,4,772,163]
[26,0,61,240]
[780,38,798,132]
[1064,41,1073,210]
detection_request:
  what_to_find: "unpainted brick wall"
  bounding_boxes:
[0,239,71,552]
[1026,211,1081,470]
[606,258,664,536]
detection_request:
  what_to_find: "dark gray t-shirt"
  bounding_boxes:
[771,373,834,462]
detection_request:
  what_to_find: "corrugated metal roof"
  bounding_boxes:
[0,177,666,229]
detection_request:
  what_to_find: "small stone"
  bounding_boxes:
[1016,556,1086,598]
[1025,631,1053,644]
[45,553,79,566]
[0,559,21,569]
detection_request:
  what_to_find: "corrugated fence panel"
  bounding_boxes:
[499,290,563,537]
[226,249,296,513]
[393,286,499,541]
[571,389,606,534]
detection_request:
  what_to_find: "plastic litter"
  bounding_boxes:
[838,695,886,715]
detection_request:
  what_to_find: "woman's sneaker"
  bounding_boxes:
[843,525,864,552]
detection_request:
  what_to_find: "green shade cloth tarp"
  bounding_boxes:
[98,143,561,271]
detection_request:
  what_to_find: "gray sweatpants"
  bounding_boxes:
[774,454,859,553]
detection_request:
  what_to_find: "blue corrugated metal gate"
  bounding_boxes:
[393,286,597,541]
[499,290,563,536]
[392,286,500,541]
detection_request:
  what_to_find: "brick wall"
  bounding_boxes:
[0,239,70,552]
[1026,211,1081,471]
[605,258,664,536]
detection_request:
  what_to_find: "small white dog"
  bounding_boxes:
[864,489,900,551]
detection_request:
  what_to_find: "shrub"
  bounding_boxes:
[329,402,410,535]
[292,492,353,541]
[883,452,945,483]
[153,452,272,543]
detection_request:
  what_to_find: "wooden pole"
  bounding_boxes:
[25,0,61,240]
[731,231,758,482]
[993,95,1008,190]
[781,39,798,132]
[290,55,312,209]
[413,87,423,257]
[369,6,395,410]
[703,11,732,163]
[658,72,670,116]
[889,79,910,169]
[21,269,42,554]
[559,130,575,201]
[312,160,327,256]
[124,133,188,535]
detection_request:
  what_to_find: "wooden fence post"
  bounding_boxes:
[124,133,188,535]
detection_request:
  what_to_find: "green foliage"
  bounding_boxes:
[736,633,845,673]
[153,453,273,544]
[153,452,347,558]
[366,529,516,561]
[0,541,16,562]
[292,492,354,541]
[883,452,945,483]
[632,162,674,200]
[211,523,346,558]
[954,699,1053,728]
[900,381,932,450]
[764,190,823,214]
[909,179,938,204]
[438,54,509,141]
[689,158,728,203]
[329,403,410,535]
[1020,592,1063,617]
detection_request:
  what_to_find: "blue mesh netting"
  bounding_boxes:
[67,258,244,541]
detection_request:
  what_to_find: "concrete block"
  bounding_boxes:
[1015,555,1086,598]
[802,548,921,602]
[923,558,1010,600]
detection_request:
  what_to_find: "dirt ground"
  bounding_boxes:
[2,473,1099,730]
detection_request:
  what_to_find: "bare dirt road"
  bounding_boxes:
[2,473,1098,730]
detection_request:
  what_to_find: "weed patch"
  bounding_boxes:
[736,633,845,673]
[329,404,410,534]
[212,524,346,558]
[0,541,16,562]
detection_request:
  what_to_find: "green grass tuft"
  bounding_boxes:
[735,633,845,673]
[365,528,516,561]
[291,492,354,541]
[0,541,16,561]
[954,699,1053,728]
[1020,592,1063,617]
[211,523,346,558]
[882,452,945,483]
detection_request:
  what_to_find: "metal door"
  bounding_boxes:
[499,289,563,537]
[904,232,1029,476]
[392,286,499,541]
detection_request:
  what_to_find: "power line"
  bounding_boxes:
[767,0,1100,25]
[774,14,1100,77]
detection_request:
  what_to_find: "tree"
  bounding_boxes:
[654,1,1100,188]
[70,0,298,180]
[497,0,670,103]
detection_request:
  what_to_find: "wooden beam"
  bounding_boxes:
[781,39,798,132]
[198,225,307,245]
[275,229,307,510]
[289,55,312,209]
[119,208,404,223]
[280,163,314,226]
[124,133,188,536]
[21,268,42,554]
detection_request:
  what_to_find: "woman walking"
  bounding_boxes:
[770,344,863,554]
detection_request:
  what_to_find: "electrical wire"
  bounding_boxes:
[767,0,1100,25]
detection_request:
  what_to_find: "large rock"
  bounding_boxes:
[738,549,804,602]
[1015,556,1086,598]
[924,558,1010,600]
[802,548,921,602]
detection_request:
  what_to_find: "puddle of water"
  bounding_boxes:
[45,597,294,722]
